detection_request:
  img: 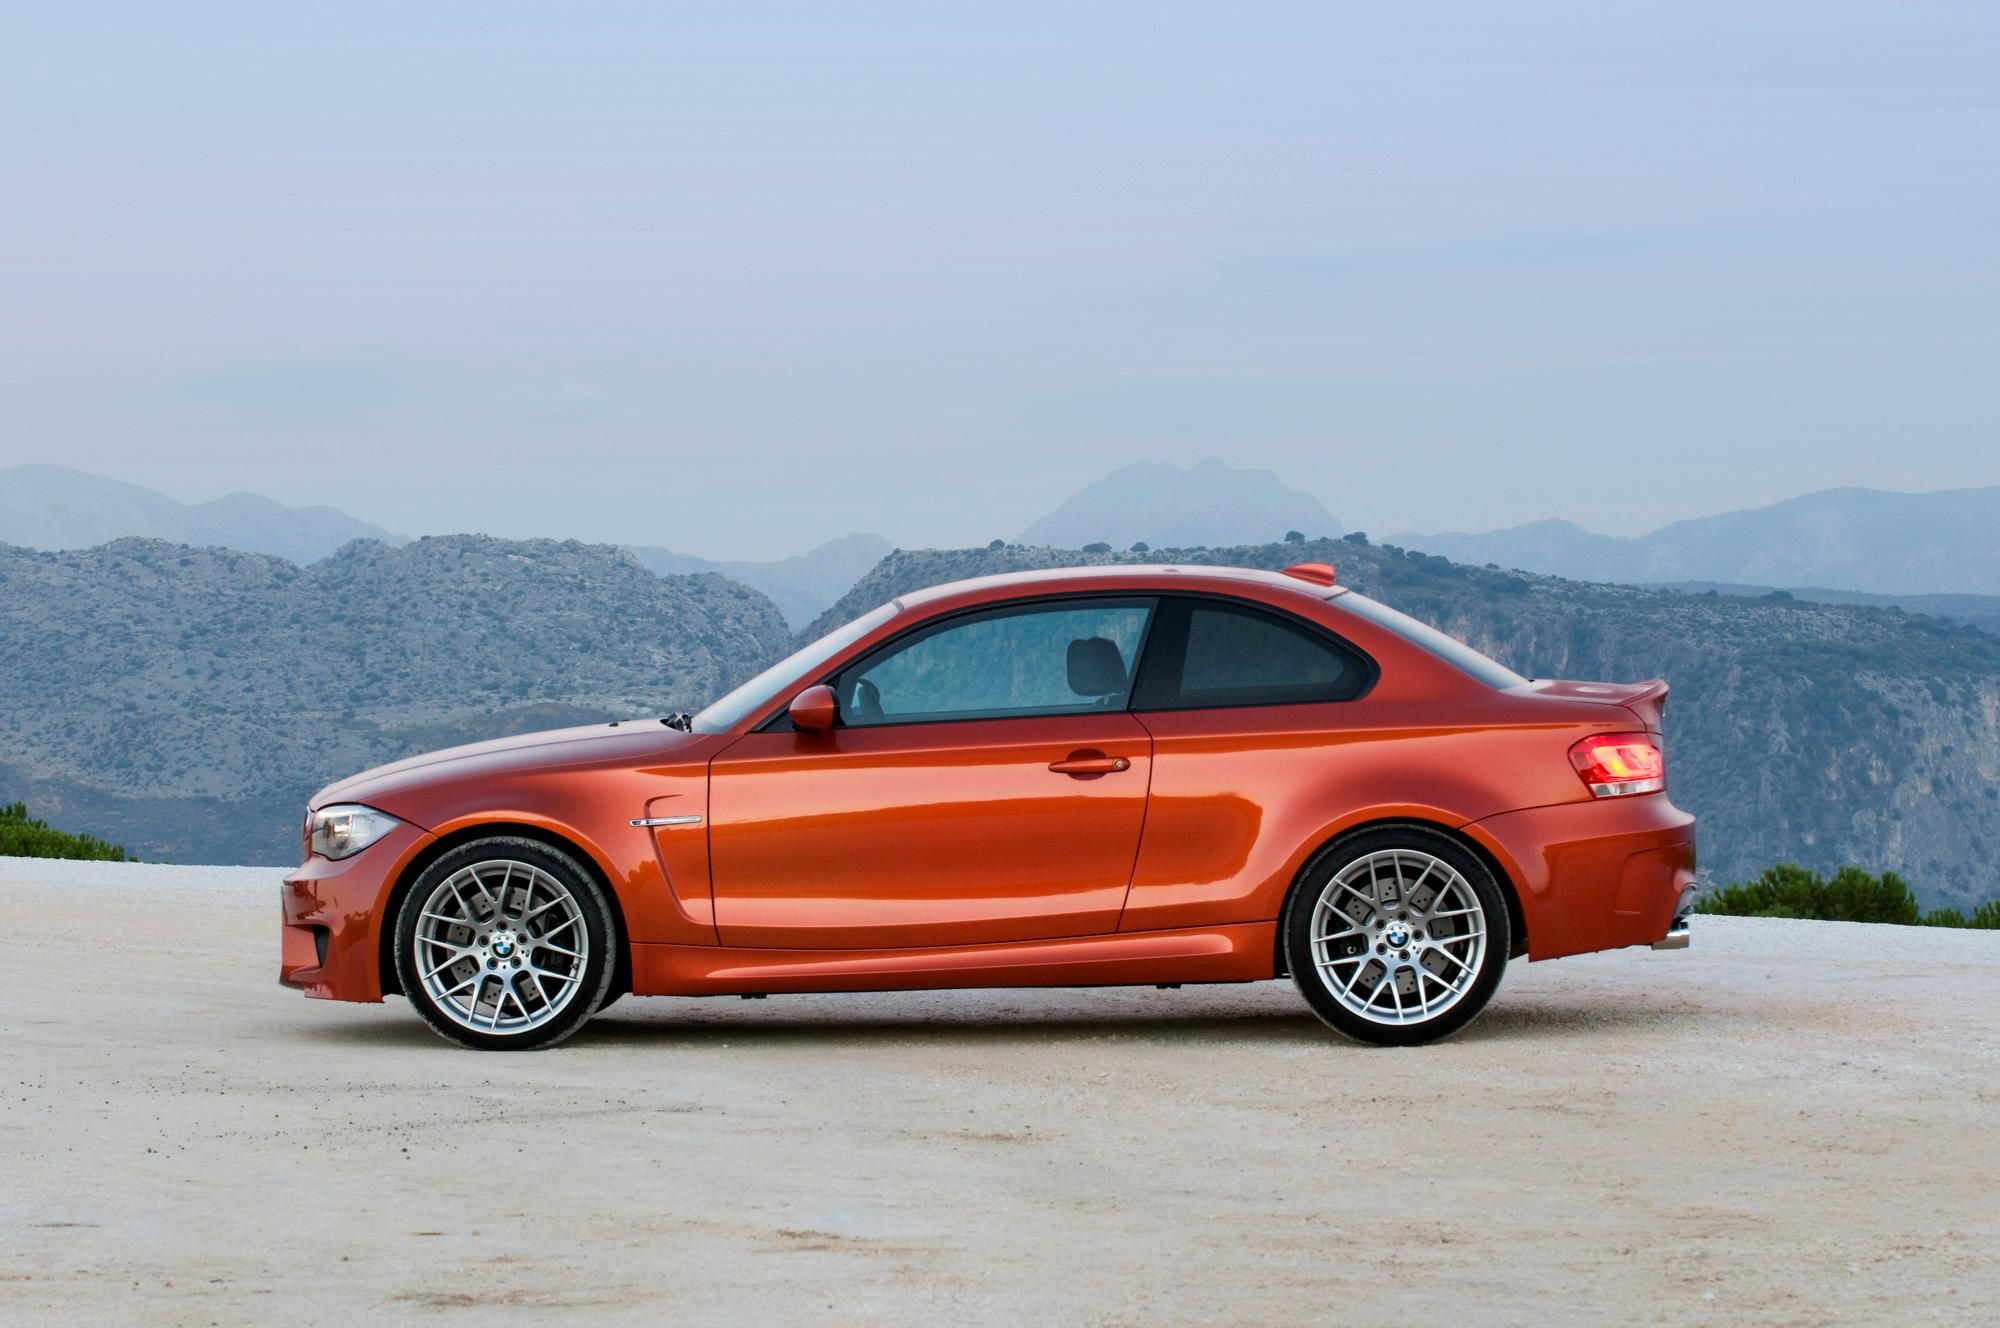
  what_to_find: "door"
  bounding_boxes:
[1120,594,1375,932]
[709,598,1156,949]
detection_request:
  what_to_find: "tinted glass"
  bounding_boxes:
[1133,598,1366,710]
[1333,591,1527,689]
[836,599,1153,726]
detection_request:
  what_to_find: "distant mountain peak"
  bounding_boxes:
[628,532,892,630]
[1018,459,1340,551]
[0,463,397,564]
[1394,484,2000,595]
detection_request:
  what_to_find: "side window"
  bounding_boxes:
[1133,598,1366,710]
[834,599,1154,726]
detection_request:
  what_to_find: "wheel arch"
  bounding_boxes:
[377,820,633,999]
[1272,817,1529,977]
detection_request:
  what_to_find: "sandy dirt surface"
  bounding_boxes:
[3,859,1997,1326]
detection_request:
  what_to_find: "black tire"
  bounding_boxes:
[1282,825,1510,1047]
[392,836,618,1051]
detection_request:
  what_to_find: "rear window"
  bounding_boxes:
[1334,592,1527,690]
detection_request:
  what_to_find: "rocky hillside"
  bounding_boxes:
[1654,582,2000,639]
[0,536,791,865]
[810,539,2000,914]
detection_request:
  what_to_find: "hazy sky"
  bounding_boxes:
[4,4,1996,558]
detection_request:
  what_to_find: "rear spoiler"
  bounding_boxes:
[1522,677,1670,731]
[1620,679,1669,733]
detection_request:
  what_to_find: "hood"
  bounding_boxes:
[312,718,713,818]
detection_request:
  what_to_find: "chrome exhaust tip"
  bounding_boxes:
[1653,888,1695,950]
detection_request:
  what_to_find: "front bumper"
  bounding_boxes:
[1464,794,1697,961]
[279,820,436,1001]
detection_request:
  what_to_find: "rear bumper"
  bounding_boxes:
[1463,795,1697,961]
[279,821,436,1001]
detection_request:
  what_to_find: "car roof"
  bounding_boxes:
[893,563,1338,614]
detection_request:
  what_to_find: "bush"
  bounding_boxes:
[0,802,129,861]
[1821,867,1920,924]
[1700,862,1994,927]
[1698,863,1833,919]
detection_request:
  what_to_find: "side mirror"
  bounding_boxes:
[788,684,838,732]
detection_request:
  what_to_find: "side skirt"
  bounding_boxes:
[631,923,1277,997]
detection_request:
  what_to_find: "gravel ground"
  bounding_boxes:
[3,857,1997,1326]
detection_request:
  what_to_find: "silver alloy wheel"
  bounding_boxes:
[413,859,589,1035]
[1307,849,1489,1026]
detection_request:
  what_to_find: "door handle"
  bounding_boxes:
[1048,754,1131,776]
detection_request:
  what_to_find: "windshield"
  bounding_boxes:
[691,602,900,733]
[1334,591,1528,690]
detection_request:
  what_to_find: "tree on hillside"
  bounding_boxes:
[0,802,129,861]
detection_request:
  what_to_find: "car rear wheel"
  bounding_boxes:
[392,837,617,1051]
[1284,827,1509,1046]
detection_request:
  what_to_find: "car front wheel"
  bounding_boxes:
[392,837,617,1050]
[1284,827,1510,1046]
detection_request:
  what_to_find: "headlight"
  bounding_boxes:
[308,804,401,860]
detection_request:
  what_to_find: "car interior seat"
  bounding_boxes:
[845,676,885,722]
[1067,637,1128,704]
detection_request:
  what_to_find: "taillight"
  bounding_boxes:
[1569,732,1665,798]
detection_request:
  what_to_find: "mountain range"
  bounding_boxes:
[813,538,2000,914]
[1395,486,2000,595]
[17,459,2000,606]
[0,536,791,865]
[10,459,2000,907]
[0,464,889,629]
[7,525,2000,909]
[0,464,398,564]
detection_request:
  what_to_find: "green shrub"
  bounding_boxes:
[1821,867,1920,925]
[1701,862,1991,928]
[0,802,129,861]
[1698,863,1831,919]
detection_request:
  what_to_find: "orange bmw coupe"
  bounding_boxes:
[281,563,1695,1049]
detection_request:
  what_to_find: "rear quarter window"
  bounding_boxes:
[1132,597,1370,710]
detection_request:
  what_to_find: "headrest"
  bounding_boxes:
[1067,637,1128,697]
